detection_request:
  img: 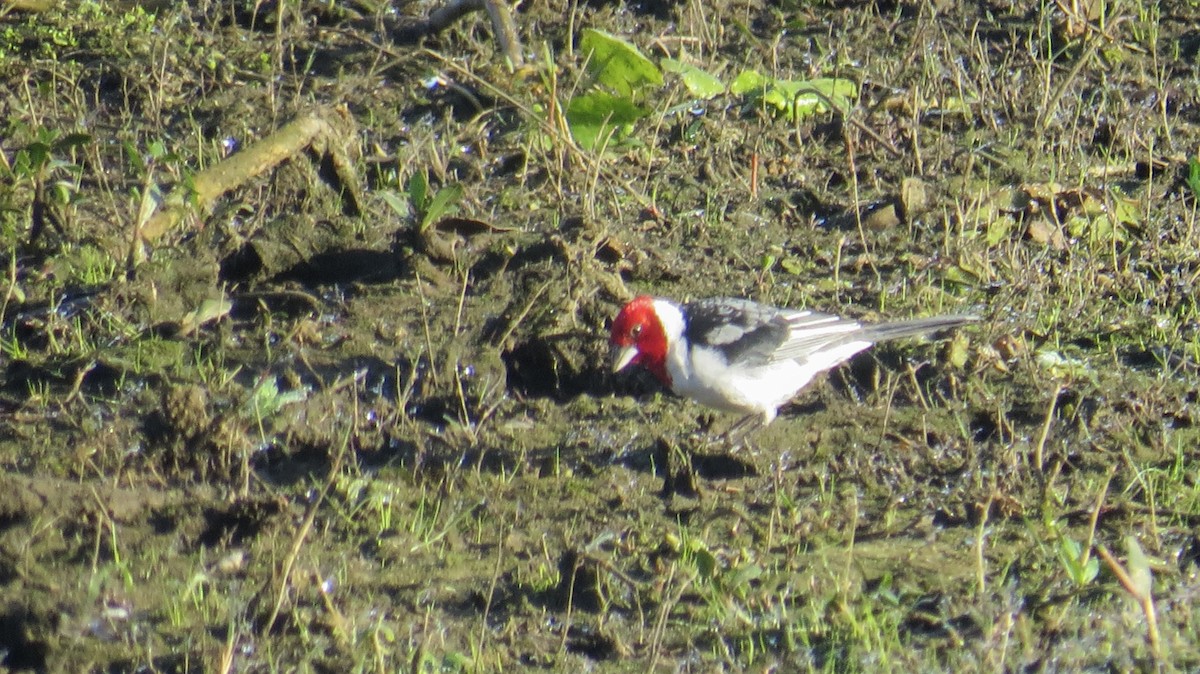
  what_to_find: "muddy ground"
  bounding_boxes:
[2,0,1200,671]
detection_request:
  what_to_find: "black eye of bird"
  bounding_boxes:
[631,324,643,337]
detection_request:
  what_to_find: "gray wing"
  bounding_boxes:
[769,310,867,362]
[682,298,791,367]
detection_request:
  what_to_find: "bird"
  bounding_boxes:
[609,295,976,430]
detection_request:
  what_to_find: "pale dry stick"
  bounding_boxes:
[476,524,507,654]
[453,360,476,444]
[314,568,352,648]
[88,487,118,572]
[1119,448,1163,543]
[995,606,1014,673]
[371,615,388,674]
[557,557,580,655]
[492,279,552,348]
[450,271,478,439]
[1081,465,1116,575]
[975,490,993,595]
[843,127,880,284]
[844,488,859,583]
[749,151,759,199]
[905,362,932,411]
[135,106,360,251]
[413,273,441,388]
[1095,543,1161,661]
[1036,34,1103,131]
[216,610,237,674]
[647,565,693,673]
[260,426,349,636]
[1033,383,1063,473]
[688,0,715,51]
[452,268,471,337]
[2,250,22,328]
[875,371,900,451]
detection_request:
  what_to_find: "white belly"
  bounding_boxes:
[666,340,873,420]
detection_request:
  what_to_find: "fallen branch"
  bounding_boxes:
[131,105,361,264]
[1,0,57,13]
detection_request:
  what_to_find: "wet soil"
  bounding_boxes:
[3,0,1200,671]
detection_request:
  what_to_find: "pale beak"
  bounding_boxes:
[611,344,639,373]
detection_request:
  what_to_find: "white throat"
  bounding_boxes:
[651,299,689,383]
[651,299,686,343]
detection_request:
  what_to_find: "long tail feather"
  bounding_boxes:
[855,314,978,344]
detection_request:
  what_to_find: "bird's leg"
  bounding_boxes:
[721,413,764,451]
[656,437,700,499]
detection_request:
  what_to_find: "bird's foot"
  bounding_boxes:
[719,414,765,451]
[655,438,701,499]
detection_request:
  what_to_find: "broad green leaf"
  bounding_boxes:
[661,58,725,99]
[986,215,1017,246]
[765,77,857,118]
[1057,536,1097,585]
[779,257,806,275]
[565,90,650,150]
[379,189,411,219]
[407,171,428,214]
[730,69,769,95]
[423,184,464,230]
[725,563,762,590]
[1109,189,1140,226]
[689,543,717,579]
[731,71,858,120]
[580,29,662,97]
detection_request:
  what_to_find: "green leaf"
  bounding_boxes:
[765,77,857,119]
[423,184,464,230]
[661,58,725,99]
[565,90,650,150]
[579,28,662,97]
[986,215,1017,246]
[730,69,769,95]
[1058,537,1086,584]
[1187,157,1200,200]
[407,171,429,214]
[731,71,858,120]
[247,376,310,419]
[22,142,52,173]
[1109,189,1140,226]
[1035,349,1092,378]
[689,543,717,579]
[725,562,762,590]
[779,257,806,275]
[1124,535,1152,600]
[378,190,411,219]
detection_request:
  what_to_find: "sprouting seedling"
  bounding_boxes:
[406,170,464,233]
[379,169,466,242]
